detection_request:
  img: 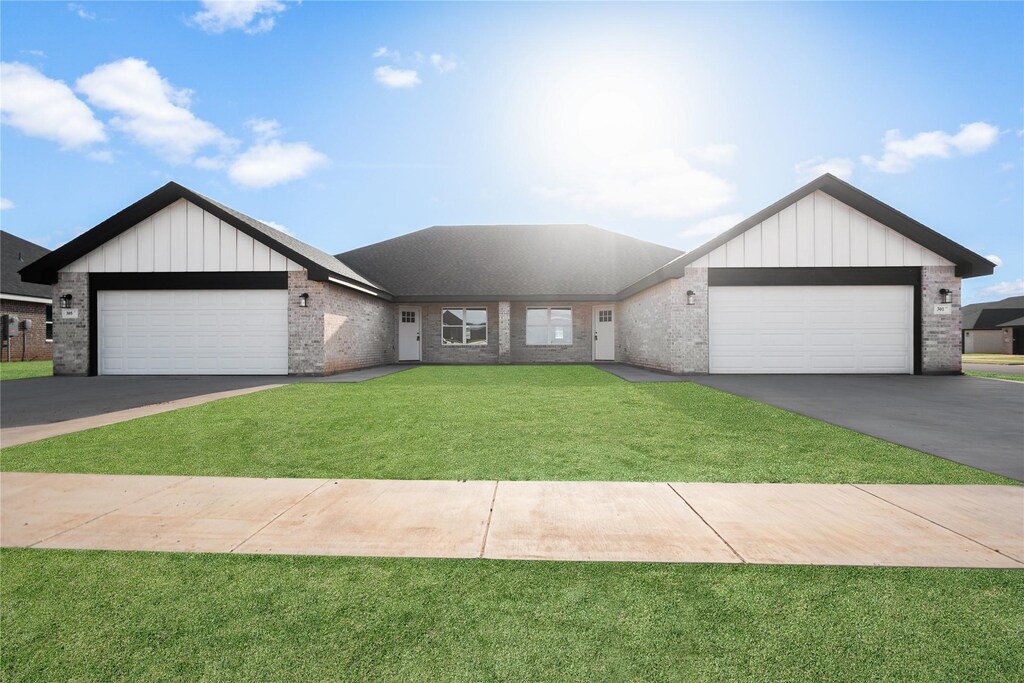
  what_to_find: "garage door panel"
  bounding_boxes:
[710,285,912,374]
[98,289,287,375]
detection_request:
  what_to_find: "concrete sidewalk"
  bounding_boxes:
[2,472,1021,568]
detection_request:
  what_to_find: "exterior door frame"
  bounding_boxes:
[592,304,615,361]
[398,305,422,362]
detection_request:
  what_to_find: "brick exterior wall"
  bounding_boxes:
[416,303,499,364]
[498,301,511,364]
[0,298,52,362]
[920,265,962,374]
[288,270,396,375]
[52,271,90,375]
[509,302,605,364]
[617,268,708,374]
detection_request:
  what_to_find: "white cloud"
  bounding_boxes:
[87,149,114,162]
[194,155,227,170]
[999,161,1016,172]
[68,3,95,20]
[228,140,327,188]
[861,122,1000,173]
[257,218,292,235]
[978,278,1024,297]
[191,1,287,34]
[0,62,106,150]
[795,156,855,182]
[373,47,400,61]
[985,254,1003,268]
[536,149,736,220]
[430,53,457,74]
[0,198,14,210]
[678,213,744,239]
[21,49,46,58]
[692,143,738,165]
[374,65,421,89]
[76,58,231,163]
[246,117,282,141]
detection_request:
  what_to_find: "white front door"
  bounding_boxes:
[398,307,421,361]
[708,285,914,374]
[593,306,615,360]
[97,289,288,375]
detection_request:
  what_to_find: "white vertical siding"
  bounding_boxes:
[137,217,154,272]
[795,195,815,266]
[778,204,797,267]
[61,199,304,274]
[813,193,832,266]
[203,211,221,271]
[186,202,204,271]
[169,200,187,271]
[761,213,780,267]
[690,192,953,269]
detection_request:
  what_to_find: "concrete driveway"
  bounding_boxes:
[691,375,1024,481]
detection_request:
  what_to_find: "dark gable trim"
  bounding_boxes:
[617,174,995,299]
[18,182,392,300]
[86,272,287,376]
[708,266,923,375]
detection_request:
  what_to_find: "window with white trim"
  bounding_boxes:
[526,307,573,345]
[45,305,53,342]
[442,307,487,345]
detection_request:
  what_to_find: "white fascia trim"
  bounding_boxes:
[1,293,52,305]
[327,276,379,297]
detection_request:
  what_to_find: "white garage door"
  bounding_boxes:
[709,285,913,374]
[98,290,288,375]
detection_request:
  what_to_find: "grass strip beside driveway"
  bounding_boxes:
[965,370,1024,382]
[1,366,1009,484]
[0,360,52,381]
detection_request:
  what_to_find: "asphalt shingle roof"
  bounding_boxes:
[1,231,51,299]
[337,224,684,299]
[961,296,1024,330]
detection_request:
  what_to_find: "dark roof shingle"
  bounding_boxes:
[337,224,683,299]
[962,296,1024,330]
[1,231,51,299]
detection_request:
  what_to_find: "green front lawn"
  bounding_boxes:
[0,360,52,381]
[1,366,1008,483]
[965,370,1024,382]
[2,549,1021,682]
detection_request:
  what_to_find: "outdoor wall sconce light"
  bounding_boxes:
[298,293,309,307]
[686,290,696,305]
[60,294,73,309]
[939,288,952,304]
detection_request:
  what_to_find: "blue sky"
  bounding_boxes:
[1,1,1021,303]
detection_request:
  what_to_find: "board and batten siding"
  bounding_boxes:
[691,191,954,269]
[62,199,303,273]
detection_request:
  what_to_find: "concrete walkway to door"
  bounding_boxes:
[2,472,1021,569]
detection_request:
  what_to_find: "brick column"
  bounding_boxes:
[672,268,709,373]
[287,270,326,375]
[52,271,90,376]
[921,265,962,374]
[498,300,511,364]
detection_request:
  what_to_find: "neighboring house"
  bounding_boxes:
[1,231,53,362]
[19,174,994,377]
[961,296,1024,354]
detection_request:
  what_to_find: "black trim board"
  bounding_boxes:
[707,266,923,375]
[87,272,288,376]
[708,267,919,286]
